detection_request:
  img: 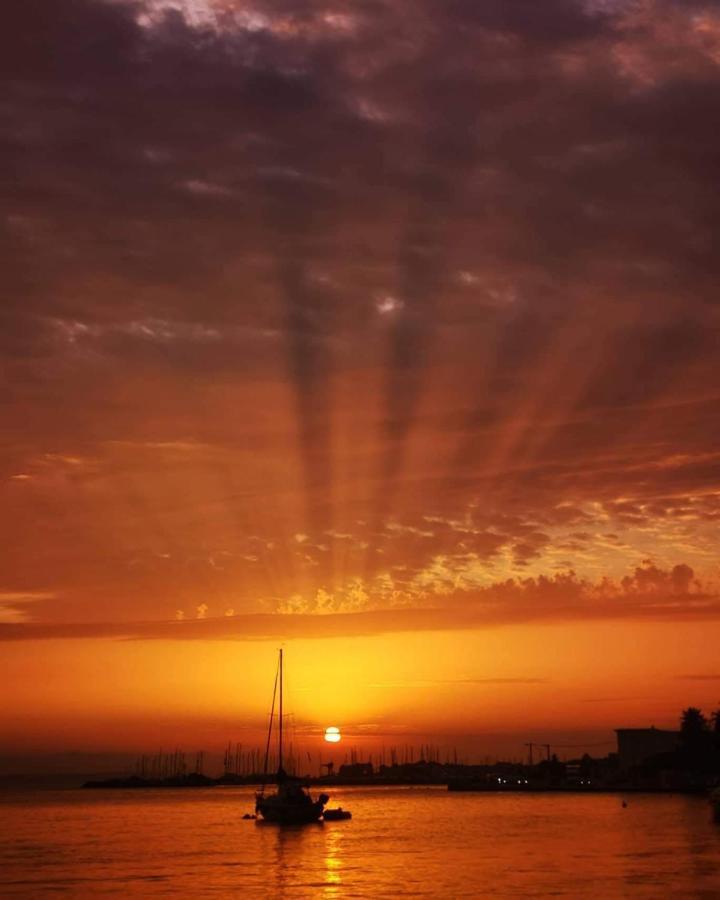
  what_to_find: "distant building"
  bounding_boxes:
[338,762,373,778]
[615,727,680,768]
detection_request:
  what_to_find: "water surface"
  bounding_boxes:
[1,787,718,896]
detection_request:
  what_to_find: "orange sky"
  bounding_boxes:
[2,0,720,766]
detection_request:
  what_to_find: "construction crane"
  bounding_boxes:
[524,742,552,765]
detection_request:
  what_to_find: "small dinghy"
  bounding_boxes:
[323,808,352,821]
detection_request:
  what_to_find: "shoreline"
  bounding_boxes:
[78,774,714,796]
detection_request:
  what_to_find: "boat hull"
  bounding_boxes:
[256,798,325,824]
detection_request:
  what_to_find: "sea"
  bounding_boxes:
[1,786,719,897]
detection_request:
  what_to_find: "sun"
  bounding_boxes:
[324,726,341,743]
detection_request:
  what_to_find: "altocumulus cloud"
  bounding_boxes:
[1,561,718,641]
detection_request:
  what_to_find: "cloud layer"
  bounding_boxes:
[2,0,720,633]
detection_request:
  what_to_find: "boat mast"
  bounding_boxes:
[278,647,283,774]
[260,656,279,794]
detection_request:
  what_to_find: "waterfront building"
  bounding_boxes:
[615,727,680,768]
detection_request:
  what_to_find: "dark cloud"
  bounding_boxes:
[621,561,698,594]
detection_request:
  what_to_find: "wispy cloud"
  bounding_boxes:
[366,678,549,689]
[676,674,720,682]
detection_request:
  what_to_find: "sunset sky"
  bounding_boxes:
[3,0,720,766]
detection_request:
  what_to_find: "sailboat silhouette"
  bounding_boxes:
[254,649,329,824]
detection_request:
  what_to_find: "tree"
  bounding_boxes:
[680,707,708,741]
[680,707,716,774]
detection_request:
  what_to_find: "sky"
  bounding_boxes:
[2,0,720,766]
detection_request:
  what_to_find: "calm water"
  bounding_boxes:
[1,786,719,897]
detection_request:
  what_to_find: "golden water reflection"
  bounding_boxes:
[323,823,344,896]
[1,787,719,897]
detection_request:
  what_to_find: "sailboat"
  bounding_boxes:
[255,649,329,824]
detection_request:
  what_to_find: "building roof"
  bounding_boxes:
[615,727,680,735]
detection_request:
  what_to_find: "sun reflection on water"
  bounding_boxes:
[323,825,344,897]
